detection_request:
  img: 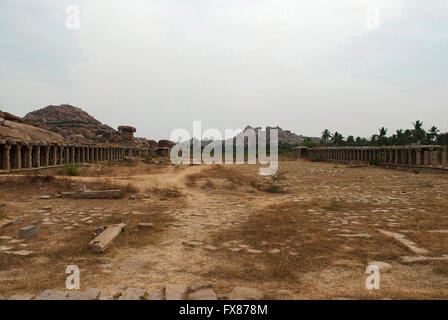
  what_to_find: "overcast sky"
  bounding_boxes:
[1,0,447,140]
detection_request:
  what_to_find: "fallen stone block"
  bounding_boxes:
[165,284,188,300]
[189,288,217,300]
[146,291,163,300]
[190,281,213,292]
[401,255,448,264]
[229,286,263,300]
[18,225,38,239]
[118,288,147,300]
[89,223,126,253]
[61,190,122,199]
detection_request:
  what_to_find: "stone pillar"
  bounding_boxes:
[70,147,75,164]
[431,149,438,167]
[415,148,421,166]
[51,146,57,166]
[58,147,63,165]
[14,145,22,170]
[424,150,429,166]
[3,144,11,171]
[442,148,447,168]
[24,145,32,168]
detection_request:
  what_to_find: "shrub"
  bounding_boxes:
[63,163,80,176]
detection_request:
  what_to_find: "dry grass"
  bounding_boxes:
[185,165,260,191]
[147,185,183,199]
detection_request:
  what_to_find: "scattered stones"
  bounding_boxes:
[61,189,121,199]
[89,223,126,253]
[165,284,188,300]
[18,225,38,239]
[228,286,263,300]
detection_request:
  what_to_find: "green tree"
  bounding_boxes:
[321,129,331,145]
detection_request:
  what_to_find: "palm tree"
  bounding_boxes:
[412,120,426,144]
[321,129,331,145]
[427,125,440,143]
[378,127,388,146]
[331,132,344,146]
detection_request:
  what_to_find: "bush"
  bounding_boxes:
[310,157,322,162]
[63,163,80,176]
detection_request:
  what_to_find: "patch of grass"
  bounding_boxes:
[63,163,80,176]
[258,171,288,193]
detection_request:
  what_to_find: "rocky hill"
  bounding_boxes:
[23,104,154,148]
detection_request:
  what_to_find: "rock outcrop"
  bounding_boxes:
[0,110,63,142]
[23,104,154,147]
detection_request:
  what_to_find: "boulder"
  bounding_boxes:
[158,140,175,148]
[0,126,31,140]
[2,120,63,142]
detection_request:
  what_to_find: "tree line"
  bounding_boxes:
[320,121,448,147]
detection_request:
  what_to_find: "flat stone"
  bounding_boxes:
[35,290,68,300]
[0,236,13,240]
[66,288,101,300]
[89,223,126,253]
[189,288,217,300]
[118,288,147,300]
[401,255,448,263]
[368,261,392,272]
[378,229,430,255]
[146,291,163,300]
[336,233,371,238]
[204,245,217,251]
[182,240,203,248]
[229,286,263,300]
[138,223,153,229]
[18,225,38,239]
[269,249,281,254]
[428,230,448,234]
[0,246,13,251]
[165,284,188,300]
[98,288,122,300]
[8,294,35,300]
[229,247,242,252]
[40,195,51,199]
[4,250,33,256]
[190,281,213,292]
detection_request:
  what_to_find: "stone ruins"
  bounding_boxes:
[296,145,448,172]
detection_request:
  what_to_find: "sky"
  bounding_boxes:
[0,0,447,140]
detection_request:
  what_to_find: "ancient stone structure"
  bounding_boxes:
[0,139,150,172]
[118,126,136,144]
[298,145,448,172]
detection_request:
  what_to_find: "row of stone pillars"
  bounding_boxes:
[305,145,447,168]
[0,142,136,171]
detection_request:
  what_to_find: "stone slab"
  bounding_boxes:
[229,286,263,300]
[89,223,126,253]
[165,284,188,300]
[18,225,38,239]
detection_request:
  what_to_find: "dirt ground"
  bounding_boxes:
[0,158,447,299]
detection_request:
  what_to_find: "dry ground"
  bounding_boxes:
[0,159,447,299]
